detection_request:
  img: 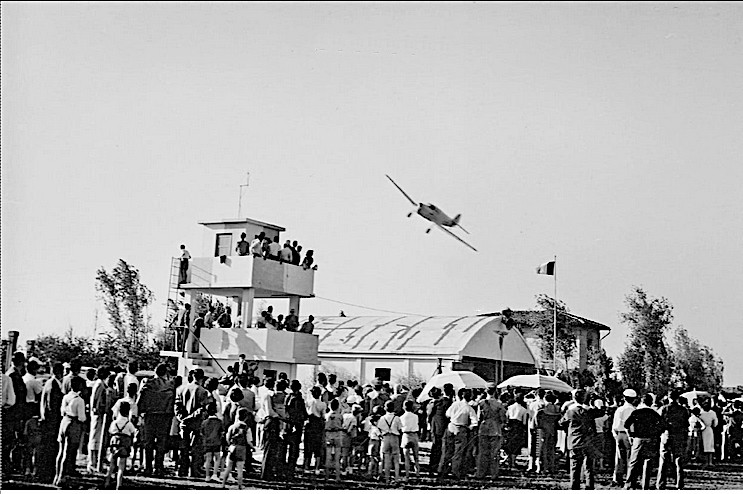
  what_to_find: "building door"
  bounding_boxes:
[215,233,233,257]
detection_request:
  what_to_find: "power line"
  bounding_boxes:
[312,296,429,317]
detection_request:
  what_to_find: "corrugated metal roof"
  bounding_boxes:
[313,315,536,365]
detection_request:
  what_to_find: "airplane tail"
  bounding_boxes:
[453,214,470,234]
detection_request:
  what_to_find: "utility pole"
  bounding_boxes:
[237,172,250,217]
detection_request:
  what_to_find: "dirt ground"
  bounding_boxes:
[3,442,743,490]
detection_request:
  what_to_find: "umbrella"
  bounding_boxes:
[681,390,711,404]
[416,371,489,403]
[497,374,574,393]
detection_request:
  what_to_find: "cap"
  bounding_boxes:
[623,389,637,398]
[593,399,605,408]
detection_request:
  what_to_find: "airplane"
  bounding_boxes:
[385,174,478,252]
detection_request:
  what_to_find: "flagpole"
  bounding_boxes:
[553,255,557,375]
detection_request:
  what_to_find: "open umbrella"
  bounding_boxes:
[497,374,574,393]
[681,390,711,404]
[416,371,489,403]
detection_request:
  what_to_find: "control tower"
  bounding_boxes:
[160,217,319,379]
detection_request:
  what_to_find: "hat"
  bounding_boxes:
[593,399,605,408]
[352,404,363,413]
[623,389,637,398]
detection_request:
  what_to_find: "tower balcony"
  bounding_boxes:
[180,255,314,297]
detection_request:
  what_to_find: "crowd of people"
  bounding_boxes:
[178,233,317,285]
[3,350,743,490]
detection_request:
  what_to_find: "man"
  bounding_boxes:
[280,241,293,263]
[427,386,450,477]
[38,362,65,482]
[3,352,27,475]
[117,361,139,399]
[537,391,562,475]
[54,376,87,486]
[234,354,250,375]
[177,303,192,352]
[377,400,403,483]
[439,388,478,480]
[175,368,210,477]
[283,380,308,478]
[476,385,507,480]
[23,359,43,414]
[178,244,191,285]
[656,389,691,490]
[624,393,663,490]
[137,363,174,476]
[268,236,281,261]
[250,232,265,257]
[300,315,315,334]
[559,388,601,490]
[235,232,250,256]
[527,388,547,472]
[203,306,216,329]
[292,243,302,265]
[61,359,82,395]
[612,389,638,487]
[258,377,280,480]
[87,366,111,473]
[721,400,743,461]
[217,306,232,329]
[284,309,300,332]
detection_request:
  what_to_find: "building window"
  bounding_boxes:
[215,233,232,257]
[374,368,391,382]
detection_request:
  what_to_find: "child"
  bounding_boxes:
[364,409,383,479]
[324,398,344,481]
[688,407,706,461]
[201,402,224,482]
[105,401,137,490]
[400,400,420,480]
[222,407,253,489]
[112,383,139,470]
[340,404,362,475]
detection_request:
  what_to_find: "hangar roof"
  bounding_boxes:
[313,315,536,365]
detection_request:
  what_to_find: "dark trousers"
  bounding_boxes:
[143,414,172,474]
[284,424,303,476]
[657,434,685,489]
[179,259,189,284]
[438,430,456,477]
[451,429,471,479]
[569,447,595,490]
[179,426,203,477]
[37,420,61,482]
[261,418,282,480]
[430,433,444,474]
[626,437,657,489]
[476,434,502,479]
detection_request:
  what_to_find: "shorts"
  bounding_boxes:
[401,432,419,450]
[326,431,342,448]
[58,417,83,444]
[111,446,131,459]
[381,435,400,457]
[340,432,352,451]
[204,444,222,454]
[228,445,247,462]
[368,439,381,458]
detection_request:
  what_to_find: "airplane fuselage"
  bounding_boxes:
[417,203,456,227]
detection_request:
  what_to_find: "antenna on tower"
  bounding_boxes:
[237,172,250,217]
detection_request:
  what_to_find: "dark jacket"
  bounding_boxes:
[660,402,690,436]
[625,406,663,439]
[429,396,452,437]
[559,404,602,451]
[137,376,175,416]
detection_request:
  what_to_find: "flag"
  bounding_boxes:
[536,260,555,275]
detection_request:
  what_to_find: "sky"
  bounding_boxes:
[3,3,742,385]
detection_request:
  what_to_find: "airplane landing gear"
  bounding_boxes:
[426,228,431,234]
[407,212,413,218]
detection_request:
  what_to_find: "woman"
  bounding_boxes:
[504,392,528,470]
[699,400,719,467]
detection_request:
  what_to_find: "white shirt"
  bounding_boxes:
[400,411,419,433]
[23,373,43,403]
[268,243,280,257]
[447,399,479,428]
[109,415,137,437]
[280,247,293,262]
[507,402,528,424]
[256,387,276,421]
[377,412,403,436]
[123,373,139,394]
[61,391,87,422]
[250,239,263,256]
[2,372,15,408]
[306,396,327,417]
[612,402,637,434]
[342,412,357,433]
[181,249,191,260]
[112,397,138,419]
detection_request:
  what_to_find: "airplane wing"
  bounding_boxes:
[437,224,478,252]
[386,175,417,206]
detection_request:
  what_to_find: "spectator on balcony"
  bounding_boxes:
[284,309,300,332]
[235,233,250,256]
[293,245,303,265]
[301,250,315,270]
[257,311,268,328]
[300,315,315,334]
[261,237,271,258]
[178,245,191,285]
[275,314,285,331]
[266,306,276,327]
[278,241,292,264]
[268,236,281,261]
[217,307,232,329]
[203,306,216,329]
[251,232,266,257]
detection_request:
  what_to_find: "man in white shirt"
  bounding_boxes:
[377,400,403,483]
[279,241,293,263]
[612,388,638,487]
[445,388,478,480]
[23,359,44,409]
[54,376,87,486]
[250,233,265,257]
[87,367,111,473]
[178,244,191,285]
[400,400,421,480]
[268,236,281,261]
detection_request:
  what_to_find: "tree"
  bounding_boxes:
[671,326,724,394]
[616,287,674,396]
[96,259,155,350]
[585,347,623,399]
[524,294,579,372]
[32,329,103,368]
